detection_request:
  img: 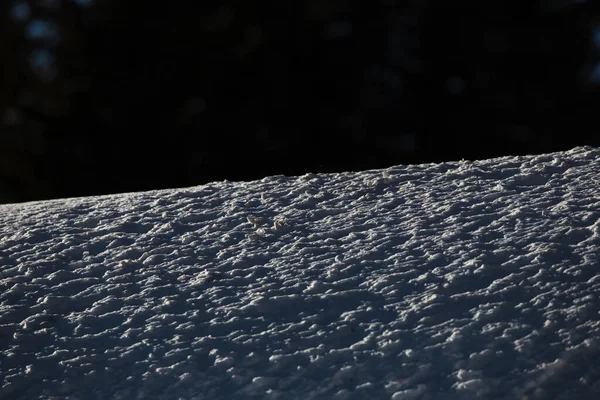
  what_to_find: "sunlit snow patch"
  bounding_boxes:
[1,146,600,399]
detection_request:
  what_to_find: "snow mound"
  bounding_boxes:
[1,146,600,399]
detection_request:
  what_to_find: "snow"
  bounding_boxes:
[1,146,600,399]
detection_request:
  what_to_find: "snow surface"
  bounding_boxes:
[1,146,600,400]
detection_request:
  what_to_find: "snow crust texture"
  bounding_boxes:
[1,146,600,399]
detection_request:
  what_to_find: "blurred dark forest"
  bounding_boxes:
[1,0,600,203]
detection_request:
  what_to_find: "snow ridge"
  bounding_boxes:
[1,146,599,399]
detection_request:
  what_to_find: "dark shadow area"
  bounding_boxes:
[1,0,599,203]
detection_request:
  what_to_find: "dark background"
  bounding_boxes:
[1,0,600,204]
